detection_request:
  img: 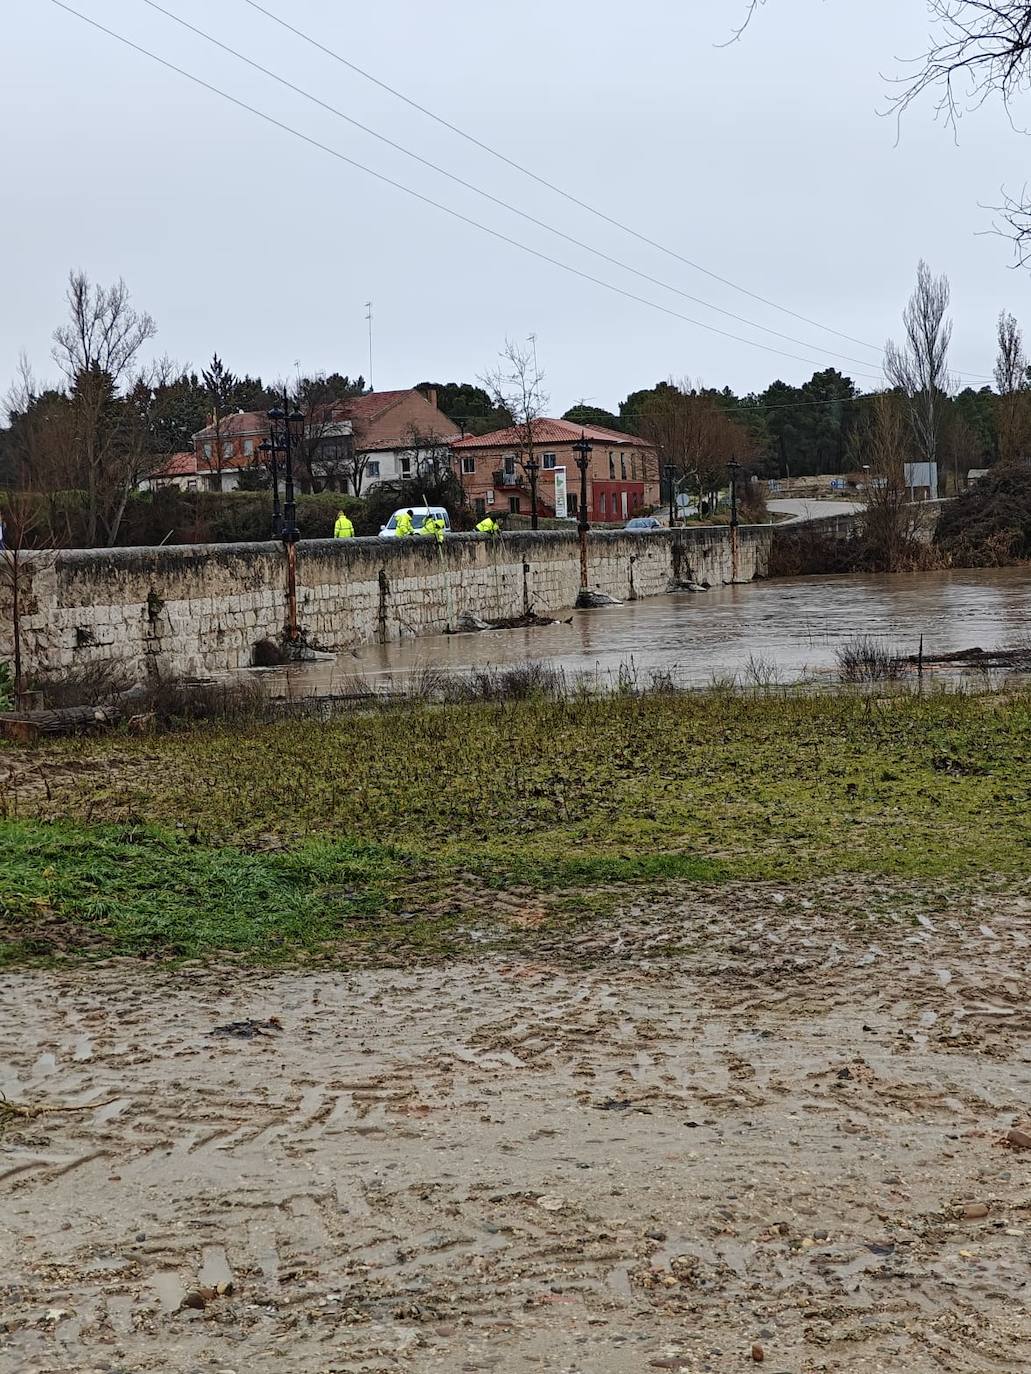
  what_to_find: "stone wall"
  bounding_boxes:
[1,525,772,683]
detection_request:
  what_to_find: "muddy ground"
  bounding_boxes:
[2,879,1030,1373]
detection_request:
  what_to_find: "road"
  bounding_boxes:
[767,497,865,523]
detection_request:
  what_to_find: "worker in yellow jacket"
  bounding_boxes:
[334,510,355,539]
[395,509,415,538]
[475,515,501,536]
[420,514,446,545]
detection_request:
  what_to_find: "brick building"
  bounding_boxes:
[451,418,660,522]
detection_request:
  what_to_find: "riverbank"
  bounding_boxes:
[3,689,1030,1372]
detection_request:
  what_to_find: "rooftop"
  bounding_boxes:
[451,417,654,450]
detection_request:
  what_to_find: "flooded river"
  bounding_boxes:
[272,566,1031,693]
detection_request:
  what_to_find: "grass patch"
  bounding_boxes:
[1,689,1028,963]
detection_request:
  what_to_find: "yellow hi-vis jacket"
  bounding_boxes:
[395,512,415,537]
[476,517,500,535]
[420,516,445,544]
[334,512,355,538]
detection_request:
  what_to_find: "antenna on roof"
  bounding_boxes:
[365,300,374,392]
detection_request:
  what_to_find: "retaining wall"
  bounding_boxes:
[2,525,773,683]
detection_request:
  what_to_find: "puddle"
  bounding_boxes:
[199,1245,233,1289]
[152,1270,186,1312]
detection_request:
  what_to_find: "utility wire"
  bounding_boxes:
[238,0,993,388]
[239,0,885,356]
[47,0,888,380]
[139,0,881,375]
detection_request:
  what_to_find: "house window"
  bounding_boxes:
[203,442,212,460]
[474,497,486,515]
[620,452,627,480]
[631,455,637,480]
[508,497,521,514]
[400,456,412,476]
[462,456,476,474]
[366,460,381,478]
[608,453,616,480]
[600,493,608,516]
[503,453,516,476]
[243,439,254,457]
[543,452,556,470]
[568,492,578,515]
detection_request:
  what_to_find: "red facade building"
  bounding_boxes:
[451,419,660,522]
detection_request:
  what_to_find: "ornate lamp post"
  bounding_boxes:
[258,438,282,537]
[727,458,741,529]
[268,397,304,543]
[664,463,677,527]
[266,396,305,643]
[572,430,593,598]
[524,451,541,530]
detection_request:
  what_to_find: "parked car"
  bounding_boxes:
[379,506,452,538]
[624,515,662,531]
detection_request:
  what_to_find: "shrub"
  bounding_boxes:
[935,462,1031,567]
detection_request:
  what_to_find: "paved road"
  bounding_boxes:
[767,497,865,523]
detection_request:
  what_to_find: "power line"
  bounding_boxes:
[47,1,888,380]
[239,0,886,357]
[138,0,884,375]
[238,0,994,388]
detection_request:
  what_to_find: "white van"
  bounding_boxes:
[379,506,452,539]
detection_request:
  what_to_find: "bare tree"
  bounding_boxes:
[481,338,549,525]
[994,308,1031,461]
[861,393,924,571]
[344,437,377,498]
[640,379,755,517]
[50,271,157,545]
[396,422,453,488]
[732,4,1031,259]
[884,261,952,495]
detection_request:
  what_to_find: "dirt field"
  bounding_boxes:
[2,878,1030,1373]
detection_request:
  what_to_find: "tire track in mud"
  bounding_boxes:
[1,878,1029,1373]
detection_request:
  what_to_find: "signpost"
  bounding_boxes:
[553,467,568,519]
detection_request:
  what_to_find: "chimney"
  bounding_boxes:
[426,386,438,410]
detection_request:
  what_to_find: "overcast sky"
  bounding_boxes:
[3,0,1026,413]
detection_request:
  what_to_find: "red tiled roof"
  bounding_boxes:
[334,390,414,424]
[335,389,461,451]
[192,411,268,442]
[451,418,654,450]
[148,451,197,478]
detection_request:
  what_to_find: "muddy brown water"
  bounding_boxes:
[265,566,1031,694]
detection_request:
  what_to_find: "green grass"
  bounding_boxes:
[1,688,1028,963]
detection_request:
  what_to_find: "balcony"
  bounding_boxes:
[492,467,527,490]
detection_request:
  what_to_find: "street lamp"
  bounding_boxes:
[572,430,593,597]
[258,437,282,537]
[664,463,677,527]
[268,396,303,544]
[727,458,741,529]
[524,451,541,531]
[267,395,306,644]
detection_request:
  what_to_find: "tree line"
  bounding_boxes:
[4,264,1031,555]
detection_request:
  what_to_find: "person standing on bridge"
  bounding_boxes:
[421,513,446,545]
[396,509,415,538]
[334,510,354,539]
[475,515,501,537]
